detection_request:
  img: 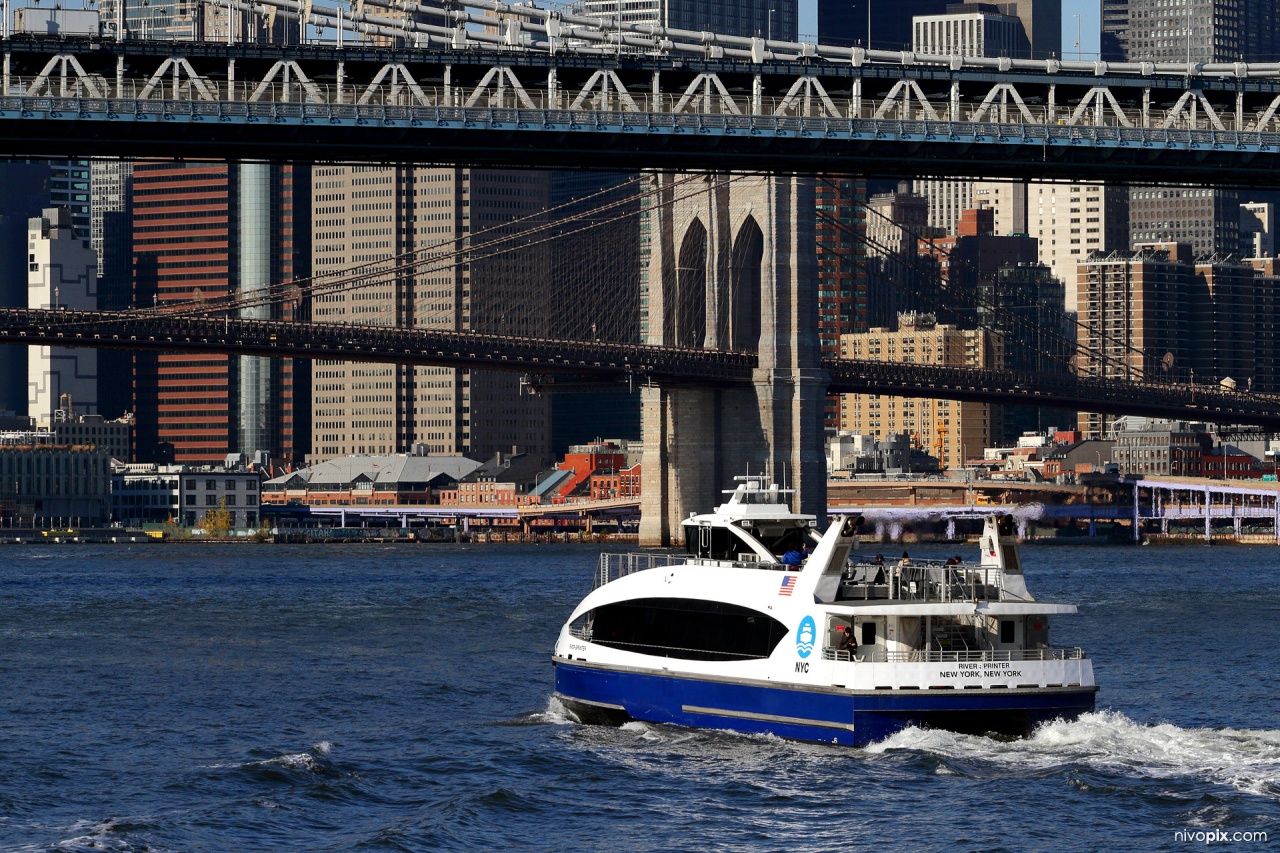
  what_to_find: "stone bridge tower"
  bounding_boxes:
[639,173,828,546]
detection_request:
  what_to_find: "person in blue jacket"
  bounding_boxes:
[781,542,807,566]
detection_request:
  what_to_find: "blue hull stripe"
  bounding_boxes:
[554,661,1095,747]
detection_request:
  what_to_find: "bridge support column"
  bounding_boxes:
[639,173,826,545]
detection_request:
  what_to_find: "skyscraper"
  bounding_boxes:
[816,175,868,433]
[1025,182,1130,310]
[131,162,307,464]
[821,0,1059,56]
[820,0,949,49]
[1106,0,1280,254]
[0,161,54,415]
[838,312,1003,469]
[583,0,797,40]
[95,0,299,42]
[309,166,552,464]
[90,160,135,421]
[1076,244,1190,437]
[1104,0,1280,64]
[48,161,91,239]
[27,208,98,424]
[911,2,1058,237]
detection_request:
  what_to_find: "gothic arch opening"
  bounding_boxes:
[670,218,708,348]
[727,216,763,352]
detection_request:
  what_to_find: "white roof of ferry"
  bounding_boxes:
[685,477,815,525]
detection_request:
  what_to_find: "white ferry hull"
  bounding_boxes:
[554,658,1098,747]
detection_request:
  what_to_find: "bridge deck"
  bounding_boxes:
[6,34,1280,180]
[3,308,1278,429]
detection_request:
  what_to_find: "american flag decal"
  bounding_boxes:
[779,575,796,596]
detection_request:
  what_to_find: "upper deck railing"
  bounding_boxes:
[594,551,779,589]
[821,646,1086,663]
[840,558,1005,604]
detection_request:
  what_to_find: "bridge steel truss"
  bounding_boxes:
[7,23,1280,181]
[0,308,754,387]
[4,308,1278,431]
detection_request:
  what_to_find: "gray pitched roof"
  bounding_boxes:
[265,455,482,489]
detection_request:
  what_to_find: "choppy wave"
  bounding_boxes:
[8,817,178,853]
[867,710,1280,799]
[208,741,342,780]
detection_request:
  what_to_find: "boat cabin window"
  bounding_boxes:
[860,621,876,647]
[684,525,745,561]
[755,528,806,560]
[1000,619,1016,644]
[586,597,789,662]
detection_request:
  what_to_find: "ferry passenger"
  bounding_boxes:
[837,626,858,656]
[899,551,911,566]
[781,543,807,567]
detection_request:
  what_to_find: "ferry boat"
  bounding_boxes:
[552,476,1096,747]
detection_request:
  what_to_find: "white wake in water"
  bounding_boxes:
[527,695,577,726]
[867,710,1280,799]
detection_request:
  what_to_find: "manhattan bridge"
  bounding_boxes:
[3,1,1280,539]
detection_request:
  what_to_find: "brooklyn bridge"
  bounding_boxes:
[5,7,1280,542]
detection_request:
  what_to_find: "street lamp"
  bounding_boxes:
[1073,14,1081,61]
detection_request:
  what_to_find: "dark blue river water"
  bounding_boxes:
[1,541,1277,851]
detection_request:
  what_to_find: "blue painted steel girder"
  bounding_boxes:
[3,101,1279,184]
[5,35,1280,182]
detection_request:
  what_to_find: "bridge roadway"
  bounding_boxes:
[4,308,1278,430]
[8,27,1280,181]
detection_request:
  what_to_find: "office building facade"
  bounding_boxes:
[26,208,97,422]
[1,162,59,415]
[310,166,552,464]
[27,208,98,425]
[838,312,1002,469]
[1105,0,1280,254]
[1028,182,1131,310]
[911,3,1059,236]
[1076,245,1190,437]
[131,162,307,465]
[817,175,869,433]
[583,0,797,41]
